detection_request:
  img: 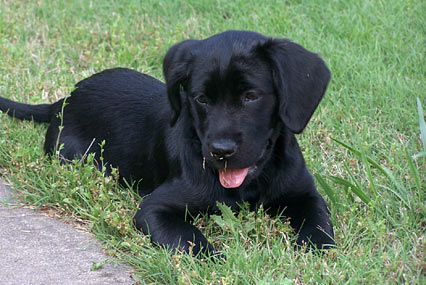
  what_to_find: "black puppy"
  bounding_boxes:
[0,31,335,255]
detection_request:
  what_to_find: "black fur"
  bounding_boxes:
[0,31,335,255]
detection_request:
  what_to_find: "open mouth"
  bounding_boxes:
[219,167,250,188]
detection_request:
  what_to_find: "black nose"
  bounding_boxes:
[209,140,237,160]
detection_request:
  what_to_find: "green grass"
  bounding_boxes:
[1,0,425,283]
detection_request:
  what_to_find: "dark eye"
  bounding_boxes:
[243,91,259,102]
[195,94,209,105]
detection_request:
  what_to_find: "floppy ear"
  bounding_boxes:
[258,39,331,133]
[163,40,197,126]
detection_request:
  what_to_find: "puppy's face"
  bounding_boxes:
[163,31,331,188]
[187,53,279,188]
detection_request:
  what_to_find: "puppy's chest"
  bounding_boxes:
[238,189,259,206]
[234,186,271,210]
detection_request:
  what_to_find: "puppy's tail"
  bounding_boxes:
[0,97,52,123]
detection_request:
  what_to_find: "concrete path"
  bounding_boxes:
[0,180,134,285]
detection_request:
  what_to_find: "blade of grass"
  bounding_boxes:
[332,138,410,209]
[314,174,337,205]
[361,150,378,198]
[343,163,372,204]
[328,175,355,203]
[328,175,396,226]
[328,174,371,204]
[417,97,426,152]
[412,151,426,159]
[376,184,411,209]
[406,149,421,193]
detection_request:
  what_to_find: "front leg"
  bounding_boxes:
[283,193,335,249]
[134,182,214,255]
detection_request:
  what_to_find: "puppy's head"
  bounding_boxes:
[163,31,330,188]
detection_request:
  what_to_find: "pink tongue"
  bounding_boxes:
[219,168,250,188]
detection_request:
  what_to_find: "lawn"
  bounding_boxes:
[0,0,425,283]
